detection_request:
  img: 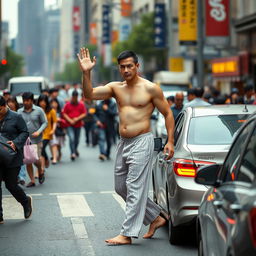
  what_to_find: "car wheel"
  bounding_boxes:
[168,218,183,245]
[198,229,204,256]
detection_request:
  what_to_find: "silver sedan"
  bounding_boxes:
[152,104,256,245]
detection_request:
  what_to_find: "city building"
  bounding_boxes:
[17,0,45,76]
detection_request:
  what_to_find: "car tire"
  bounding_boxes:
[198,229,204,256]
[168,218,183,245]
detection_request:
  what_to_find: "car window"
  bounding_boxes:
[221,121,255,183]
[174,113,184,145]
[188,114,250,145]
[236,126,256,184]
[11,82,42,95]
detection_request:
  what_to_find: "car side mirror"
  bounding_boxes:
[195,164,221,186]
[154,137,163,152]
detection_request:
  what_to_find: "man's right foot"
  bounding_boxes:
[99,154,107,161]
[0,216,4,224]
[23,196,33,219]
[26,182,35,188]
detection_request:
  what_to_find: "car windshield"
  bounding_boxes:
[188,114,250,145]
[10,82,41,95]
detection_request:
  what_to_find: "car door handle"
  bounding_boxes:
[159,158,164,164]
[230,204,242,214]
[213,200,223,209]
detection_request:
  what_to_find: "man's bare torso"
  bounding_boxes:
[110,77,155,138]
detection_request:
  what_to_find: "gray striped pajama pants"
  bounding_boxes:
[114,132,161,238]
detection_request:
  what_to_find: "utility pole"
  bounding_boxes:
[197,0,204,88]
[167,0,173,68]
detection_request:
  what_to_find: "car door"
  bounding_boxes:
[204,120,255,255]
[160,112,185,213]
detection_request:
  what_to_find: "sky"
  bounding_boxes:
[2,0,60,40]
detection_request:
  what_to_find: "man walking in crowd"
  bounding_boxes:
[184,87,211,108]
[171,92,184,121]
[18,92,48,187]
[94,98,117,161]
[62,90,87,161]
[244,85,255,104]
[77,48,174,245]
[0,96,32,223]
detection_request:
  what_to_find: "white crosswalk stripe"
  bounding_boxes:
[2,191,153,220]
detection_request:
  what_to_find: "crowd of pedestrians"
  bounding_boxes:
[0,83,119,191]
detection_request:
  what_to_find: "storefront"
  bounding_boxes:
[211,53,249,95]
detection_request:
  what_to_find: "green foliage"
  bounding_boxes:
[112,12,167,69]
[0,47,24,81]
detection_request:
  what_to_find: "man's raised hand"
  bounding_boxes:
[77,47,96,72]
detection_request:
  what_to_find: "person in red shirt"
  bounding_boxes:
[62,90,87,160]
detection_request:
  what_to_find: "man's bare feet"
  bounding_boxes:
[105,235,132,245]
[143,216,166,239]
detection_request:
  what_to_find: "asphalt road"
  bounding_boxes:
[0,134,197,256]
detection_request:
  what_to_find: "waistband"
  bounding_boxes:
[120,132,153,143]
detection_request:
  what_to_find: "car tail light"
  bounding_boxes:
[249,208,256,248]
[173,159,215,177]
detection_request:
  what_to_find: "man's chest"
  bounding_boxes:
[114,87,152,108]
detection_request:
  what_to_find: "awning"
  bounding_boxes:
[235,13,256,33]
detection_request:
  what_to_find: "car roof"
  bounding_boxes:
[187,104,256,117]
[8,76,46,83]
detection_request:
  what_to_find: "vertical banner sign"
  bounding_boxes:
[205,0,230,45]
[119,18,132,41]
[73,6,81,58]
[154,3,166,48]
[90,23,97,45]
[102,5,110,44]
[178,0,197,45]
[121,0,132,17]
[73,6,81,32]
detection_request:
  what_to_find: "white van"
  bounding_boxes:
[8,76,49,103]
[153,71,190,98]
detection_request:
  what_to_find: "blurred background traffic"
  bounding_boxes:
[1,0,256,96]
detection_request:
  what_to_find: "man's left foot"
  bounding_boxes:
[0,216,4,224]
[143,216,166,239]
[105,235,132,245]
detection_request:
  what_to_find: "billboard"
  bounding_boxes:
[205,0,230,45]
[178,0,197,45]
[154,3,166,48]
[102,5,110,44]
[121,0,132,17]
[72,6,81,32]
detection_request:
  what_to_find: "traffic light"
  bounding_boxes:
[1,59,7,65]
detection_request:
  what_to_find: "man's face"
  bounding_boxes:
[71,96,78,104]
[118,57,139,81]
[0,105,7,117]
[175,94,184,108]
[23,99,33,110]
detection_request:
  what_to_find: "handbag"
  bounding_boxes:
[0,135,17,165]
[23,137,39,164]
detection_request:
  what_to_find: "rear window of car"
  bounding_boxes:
[188,114,250,145]
[10,82,41,95]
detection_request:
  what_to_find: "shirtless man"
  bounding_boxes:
[77,48,175,245]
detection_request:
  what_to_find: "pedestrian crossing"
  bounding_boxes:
[2,191,153,220]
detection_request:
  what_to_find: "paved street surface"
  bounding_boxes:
[0,134,197,256]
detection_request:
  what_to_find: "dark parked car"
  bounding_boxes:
[195,113,256,256]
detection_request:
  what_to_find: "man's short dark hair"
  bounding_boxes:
[194,88,204,98]
[22,92,34,101]
[117,50,138,64]
[244,85,254,92]
[72,90,78,97]
[187,88,196,95]
[49,88,58,94]
[0,96,6,106]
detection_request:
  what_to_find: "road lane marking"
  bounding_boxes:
[3,197,24,219]
[112,194,125,211]
[50,192,92,196]
[71,217,95,256]
[57,195,94,217]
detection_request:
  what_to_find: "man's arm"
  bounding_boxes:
[151,84,175,160]
[77,47,114,100]
[33,109,48,137]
